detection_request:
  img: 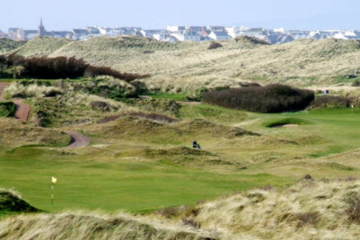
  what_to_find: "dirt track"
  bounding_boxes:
[0,82,31,122]
[66,131,90,148]
[0,82,8,100]
[14,99,31,122]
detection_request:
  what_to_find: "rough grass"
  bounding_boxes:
[11,37,360,93]
[0,211,218,240]
[165,179,360,239]
[0,39,25,54]
[0,118,72,147]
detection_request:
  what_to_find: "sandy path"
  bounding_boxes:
[0,82,9,100]
[66,131,90,148]
[0,82,31,122]
[13,99,31,122]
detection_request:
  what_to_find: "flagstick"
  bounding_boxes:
[50,176,57,207]
[51,184,54,206]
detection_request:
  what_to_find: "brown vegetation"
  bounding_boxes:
[208,42,223,50]
[203,84,315,113]
[1,54,149,81]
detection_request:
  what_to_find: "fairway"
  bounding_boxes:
[1,106,360,214]
[0,147,290,213]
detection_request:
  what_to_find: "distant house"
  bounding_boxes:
[167,26,186,32]
[140,29,165,39]
[24,30,38,40]
[187,26,206,32]
[87,27,101,35]
[208,31,231,41]
[170,32,185,41]
[50,31,73,39]
[8,28,25,41]
[207,26,231,41]
[72,29,90,40]
[208,26,226,32]
[119,27,142,36]
[184,31,202,41]
[0,31,8,39]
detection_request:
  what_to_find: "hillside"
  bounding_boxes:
[13,37,71,57]
[0,212,217,240]
[157,178,360,240]
[0,39,25,54]
[8,37,360,93]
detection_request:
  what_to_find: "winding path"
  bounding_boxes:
[66,131,90,148]
[0,82,8,100]
[13,99,31,122]
[0,82,31,122]
[1,82,89,148]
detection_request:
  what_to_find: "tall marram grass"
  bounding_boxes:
[203,84,315,113]
[0,211,218,240]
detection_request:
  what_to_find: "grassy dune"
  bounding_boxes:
[2,37,360,238]
[8,37,360,93]
[1,104,360,215]
[161,179,360,240]
[0,39,25,54]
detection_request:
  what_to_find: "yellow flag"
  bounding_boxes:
[51,176,58,184]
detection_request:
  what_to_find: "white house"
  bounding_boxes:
[167,26,186,32]
[208,31,231,41]
[72,29,90,40]
[24,30,38,40]
[184,31,202,41]
[140,29,164,38]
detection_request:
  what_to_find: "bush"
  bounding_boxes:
[203,84,314,113]
[1,55,150,82]
[235,36,270,45]
[208,42,223,50]
[310,95,351,109]
[84,65,150,82]
[72,76,139,99]
[0,101,17,117]
[352,79,360,87]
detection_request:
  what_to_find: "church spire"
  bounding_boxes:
[39,17,46,37]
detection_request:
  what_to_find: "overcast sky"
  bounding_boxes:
[1,0,359,31]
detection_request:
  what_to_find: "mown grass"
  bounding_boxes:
[2,103,360,216]
[0,146,292,214]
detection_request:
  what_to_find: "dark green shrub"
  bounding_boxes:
[208,42,223,50]
[352,79,360,87]
[203,84,314,113]
[0,101,17,117]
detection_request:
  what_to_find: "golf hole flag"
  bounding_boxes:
[51,176,58,184]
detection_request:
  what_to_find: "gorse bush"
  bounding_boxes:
[0,101,17,117]
[208,42,223,50]
[203,84,315,113]
[1,54,149,81]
